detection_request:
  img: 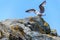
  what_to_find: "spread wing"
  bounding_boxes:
[39,1,46,13]
[25,9,36,13]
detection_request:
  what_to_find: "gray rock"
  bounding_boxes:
[0,16,59,40]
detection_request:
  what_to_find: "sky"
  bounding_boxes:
[0,0,60,35]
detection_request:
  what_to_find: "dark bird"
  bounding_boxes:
[25,0,46,16]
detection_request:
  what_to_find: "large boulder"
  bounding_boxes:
[0,16,59,40]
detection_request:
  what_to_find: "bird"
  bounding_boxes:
[25,0,46,16]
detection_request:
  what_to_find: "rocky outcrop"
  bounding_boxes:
[0,16,59,40]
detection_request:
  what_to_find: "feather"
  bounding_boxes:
[39,1,46,13]
[25,9,36,13]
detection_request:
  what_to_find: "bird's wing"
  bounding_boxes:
[39,1,46,13]
[25,9,36,13]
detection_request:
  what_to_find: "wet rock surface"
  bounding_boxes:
[0,16,60,40]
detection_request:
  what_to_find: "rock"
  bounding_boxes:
[0,30,3,39]
[43,22,51,34]
[1,38,9,40]
[50,29,57,36]
[0,16,59,40]
[9,34,23,40]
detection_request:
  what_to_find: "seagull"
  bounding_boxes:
[25,0,46,16]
